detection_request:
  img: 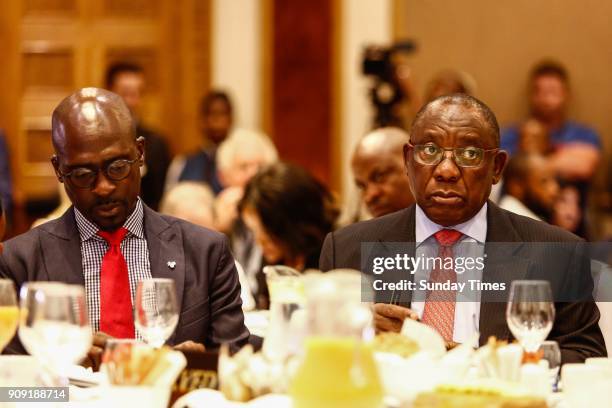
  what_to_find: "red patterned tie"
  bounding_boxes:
[421,229,463,342]
[97,227,135,338]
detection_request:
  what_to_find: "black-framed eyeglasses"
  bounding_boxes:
[58,158,139,189]
[407,141,499,168]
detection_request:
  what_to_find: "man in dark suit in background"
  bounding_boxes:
[175,91,234,195]
[1,88,249,359]
[106,62,171,210]
[320,94,606,363]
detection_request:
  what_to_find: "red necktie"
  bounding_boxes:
[97,227,135,338]
[421,229,463,342]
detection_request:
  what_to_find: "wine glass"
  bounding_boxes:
[0,279,18,352]
[506,280,555,353]
[135,278,179,348]
[18,282,92,386]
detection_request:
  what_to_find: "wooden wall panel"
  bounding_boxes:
[272,0,333,185]
[102,0,159,18]
[25,129,53,163]
[24,0,76,15]
[22,50,74,90]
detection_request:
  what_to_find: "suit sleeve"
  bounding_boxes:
[551,241,607,363]
[319,232,334,271]
[206,235,250,351]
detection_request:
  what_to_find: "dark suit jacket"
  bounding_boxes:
[1,205,249,353]
[320,201,606,363]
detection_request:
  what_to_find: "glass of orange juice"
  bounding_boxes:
[0,279,18,352]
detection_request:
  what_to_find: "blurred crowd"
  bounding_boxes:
[0,59,608,310]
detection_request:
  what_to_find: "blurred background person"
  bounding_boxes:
[105,62,171,211]
[517,118,551,155]
[502,61,602,170]
[0,130,13,225]
[160,181,216,230]
[213,129,278,307]
[552,182,585,237]
[168,91,234,195]
[501,61,602,236]
[0,199,5,252]
[239,162,339,308]
[350,127,414,219]
[424,69,475,102]
[214,128,279,233]
[501,61,601,191]
[160,181,255,311]
[499,153,560,222]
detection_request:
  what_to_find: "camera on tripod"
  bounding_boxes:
[362,40,417,128]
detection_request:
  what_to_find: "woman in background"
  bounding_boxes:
[239,162,339,272]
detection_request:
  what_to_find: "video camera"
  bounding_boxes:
[362,40,417,127]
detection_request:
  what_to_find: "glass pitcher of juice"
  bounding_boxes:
[289,270,383,408]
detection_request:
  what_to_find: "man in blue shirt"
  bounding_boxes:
[501,61,601,183]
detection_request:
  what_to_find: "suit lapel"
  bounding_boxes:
[479,201,531,344]
[143,206,185,343]
[376,206,416,306]
[39,208,84,285]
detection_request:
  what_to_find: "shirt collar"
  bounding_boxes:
[415,202,488,245]
[74,198,145,242]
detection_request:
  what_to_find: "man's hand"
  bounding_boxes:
[373,303,419,333]
[81,331,112,371]
[173,340,206,353]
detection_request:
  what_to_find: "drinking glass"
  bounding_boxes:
[18,282,92,386]
[135,278,179,348]
[0,279,18,352]
[506,280,555,353]
[540,340,561,390]
[262,265,305,362]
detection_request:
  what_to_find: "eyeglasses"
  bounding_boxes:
[59,158,139,189]
[408,142,499,168]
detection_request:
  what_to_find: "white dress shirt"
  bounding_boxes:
[411,203,488,346]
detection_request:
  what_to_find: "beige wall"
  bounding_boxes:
[394,0,611,164]
[338,0,393,199]
[211,0,263,131]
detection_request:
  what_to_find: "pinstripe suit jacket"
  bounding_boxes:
[320,201,606,363]
[1,205,249,354]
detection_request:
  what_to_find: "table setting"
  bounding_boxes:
[1,271,612,407]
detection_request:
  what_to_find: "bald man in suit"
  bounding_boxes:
[1,88,249,358]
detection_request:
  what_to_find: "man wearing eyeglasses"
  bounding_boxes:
[320,94,606,363]
[0,88,250,362]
